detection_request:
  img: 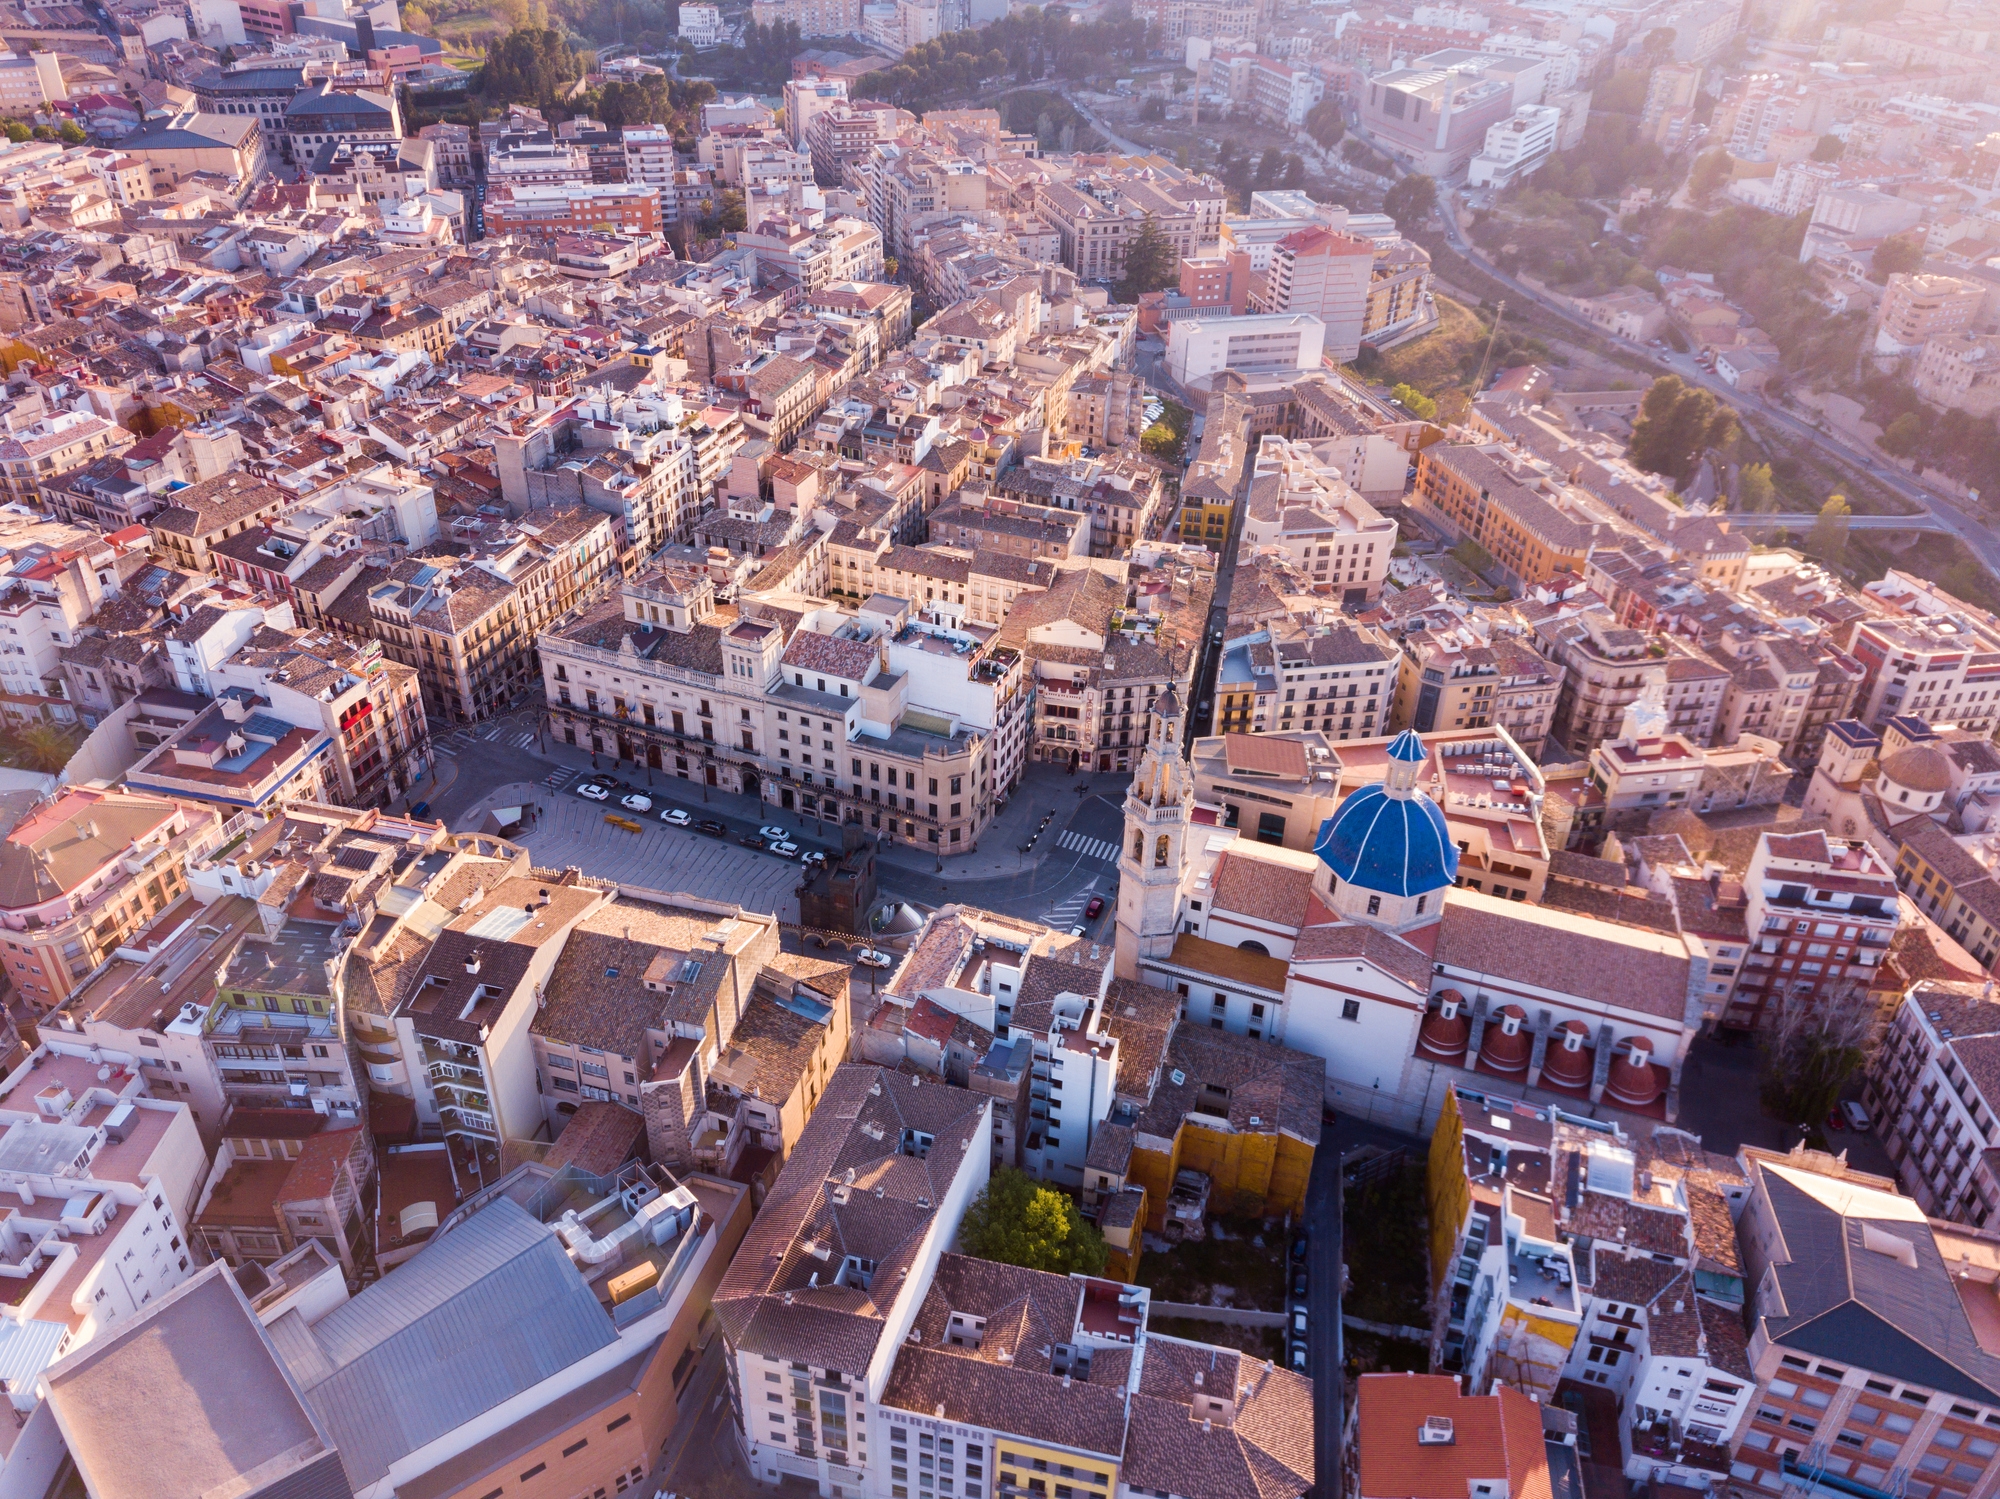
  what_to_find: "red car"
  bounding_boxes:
[1085,896,1105,919]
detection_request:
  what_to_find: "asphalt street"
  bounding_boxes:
[1418,172,2000,576]
[420,715,1134,936]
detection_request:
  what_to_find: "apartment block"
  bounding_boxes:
[1412,442,1608,592]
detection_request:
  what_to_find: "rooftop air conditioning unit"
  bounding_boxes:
[1419,1417,1456,1446]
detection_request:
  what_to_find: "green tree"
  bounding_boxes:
[1687,149,1731,205]
[1737,460,1776,513]
[57,120,84,145]
[1628,375,1735,487]
[958,1168,1108,1275]
[1806,493,1852,570]
[1389,383,1437,420]
[1761,985,1879,1128]
[1114,213,1177,302]
[1811,132,1844,162]
[1453,537,1496,574]
[1141,397,1192,462]
[2,122,28,144]
[11,722,74,773]
[1381,173,1435,230]
[1304,98,1344,150]
[479,25,582,110]
[717,189,745,232]
[1881,411,1925,457]
[1870,232,1924,284]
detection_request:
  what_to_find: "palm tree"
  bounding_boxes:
[14,722,77,774]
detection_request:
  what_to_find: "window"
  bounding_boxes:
[1341,999,1361,1021]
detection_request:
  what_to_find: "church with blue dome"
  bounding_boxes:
[1311,729,1458,930]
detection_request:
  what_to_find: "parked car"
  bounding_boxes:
[697,819,727,838]
[577,782,612,801]
[1291,1270,1307,1300]
[855,949,893,969]
[1084,896,1105,919]
[1842,1100,1873,1132]
[1825,1109,1846,1133]
[1069,924,1086,937]
[1291,1234,1308,1262]
[659,808,691,826]
[769,840,801,859]
[1289,1344,1307,1372]
[619,792,652,812]
[758,825,790,840]
[407,801,430,819]
[1290,1308,1308,1339]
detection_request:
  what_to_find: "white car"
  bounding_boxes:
[1841,1100,1873,1132]
[577,782,612,801]
[1069,924,1087,937]
[759,825,790,840]
[619,792,653,812]
[769,840,801,859]
[855,949,893,969]
[659,807,691,826]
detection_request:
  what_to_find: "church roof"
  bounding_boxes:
[1313,778,1459,898]
[1384,728,1427,764]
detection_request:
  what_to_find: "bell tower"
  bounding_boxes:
[1115,689,1193,981]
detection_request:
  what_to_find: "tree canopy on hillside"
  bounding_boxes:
[479,26,582,110]
[1629,375,1735,488]
[480,26,584,109]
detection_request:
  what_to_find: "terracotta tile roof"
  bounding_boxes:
[1211,849,1320,933]
[1223,733,1308,779]
[1099,977,1180,1100]
[1355,1374,1551,1499]
[1134,1025,1321,1148]
[713,1065,989,1375]
[278,1125,362,1203]
[1435,890,1692,1020]
[1290,920,1440,991]
[1009,952,1107,1034]
[1166,933,1289,994]
[530,1091,636,1170]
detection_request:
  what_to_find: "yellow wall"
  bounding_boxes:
[995,1438,1117,1499]
[1426,1086,1468,1296]
[1130,1123,1312,1231]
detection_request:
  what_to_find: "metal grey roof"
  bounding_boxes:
[281,1196,617,1489]
[1757,1165,2000,1402]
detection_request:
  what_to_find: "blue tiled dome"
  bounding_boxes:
[1313,783,1460,897]
[1385,729,1428,763]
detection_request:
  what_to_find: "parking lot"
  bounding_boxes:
[490,776,815,922]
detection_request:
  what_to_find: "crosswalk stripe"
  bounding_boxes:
[1057,831,1118,862]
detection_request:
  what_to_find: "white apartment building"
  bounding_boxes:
[1227,53,1323,128]
[1467,104,1563,187]
[1242,434,1398,599]
[783,76,848,152]
[1866,980,2000,1227]
[678,1,725,43]
[0,1044,204,1462]
[1164,312,1326,387]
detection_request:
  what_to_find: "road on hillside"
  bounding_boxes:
[1403,167,2000,577]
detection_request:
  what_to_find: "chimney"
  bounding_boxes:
[465,950,481,975]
